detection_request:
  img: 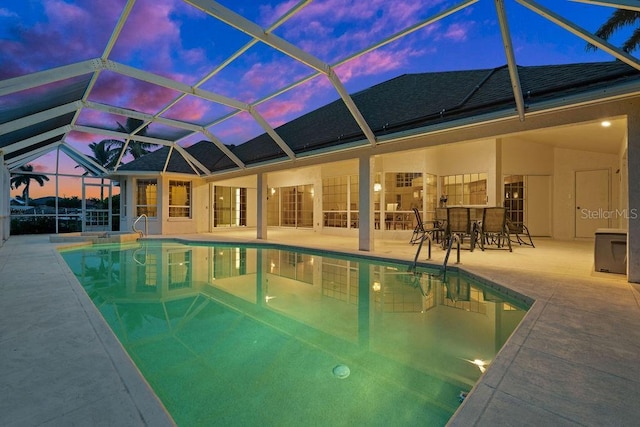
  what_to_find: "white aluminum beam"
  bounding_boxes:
[162,146,173,174]
[103,60,249,110]
[200,129,246,169]
[84,101,202,132]
[84,101,245,169]
[60,142,109,176]
[252,0,478,107]
[2,126,68,155]
[6,144,59,169]
[0,60,99,97]
[72,125,175,146]
[102,0,136,59]
[183,0,376,146]
[517,0,640,71]
[172,144,211,175]
[326,70,377,145]
[495,0,526,121]
[247,109,296,160]
[570,0,640,12]
[0,101,81,134]
[194,0,312,87]
[184,0,329,74]
[159,1,311,170]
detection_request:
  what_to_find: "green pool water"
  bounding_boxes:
[60,240,529,426]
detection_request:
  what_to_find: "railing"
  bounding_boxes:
[412,231,452,278]
[132,214,148,237]
[132,247,147,265]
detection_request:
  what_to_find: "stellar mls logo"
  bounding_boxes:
[580,208,638,220]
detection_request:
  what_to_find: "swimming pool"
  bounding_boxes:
[60,240,529,426]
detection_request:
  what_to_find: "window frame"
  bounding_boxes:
[135,178,158,218]
[169,180,192,218]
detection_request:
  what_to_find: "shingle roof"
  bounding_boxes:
[118,140,227,174]
[216,61,640,168]
[121,61,640,175]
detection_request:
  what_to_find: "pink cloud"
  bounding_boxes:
[258,0,303,27]
[253,76,328,127]
[88,72,179,115]
[66,130,100,144]
[442,22,474,42]
[333,46,425,83]
[164,97,210,122]
[241,62,292,91]
[0,0,125,78]
[110,0,207,79]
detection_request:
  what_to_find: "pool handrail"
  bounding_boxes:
[133,214,148,237]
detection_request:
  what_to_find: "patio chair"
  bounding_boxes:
[478,207,512,252]
[434,207,448,243]
[445,207,477,263]
[410,207,426,244]
[506,218,535,247]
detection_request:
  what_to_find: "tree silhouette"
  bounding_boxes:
[587,9,640,53]
[110,117,157,160]
[10,164,50,206]
[76,139,120,205]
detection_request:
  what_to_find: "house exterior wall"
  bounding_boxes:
[627,113,640,282]
[552,148,620,240]
[431,139,498,206]
[160,176,211,235]
[502,138,554,176]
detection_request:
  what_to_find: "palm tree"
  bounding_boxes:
[587,9,640,53]
[77,139,120,205]
[111,117,157,160]
[87,139,120,170]
[10,164,50,206]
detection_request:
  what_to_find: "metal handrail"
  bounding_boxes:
[132,214,148,237]
[132,247,147,266]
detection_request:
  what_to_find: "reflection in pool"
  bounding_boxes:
[60,240,529,426]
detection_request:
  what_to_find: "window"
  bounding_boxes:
[441,173,487,205]
[322,175,358,228]
[168,250,191,290]
[213,186,247,226]
[169,180,191,218]
[272,184,313,228]
[504,175,524,225]
[136,179,157,217]
[267,187,280,226]
[384,172,422,212]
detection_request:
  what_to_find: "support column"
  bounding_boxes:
[358,154,374,251]
[627,114,640,282]
[495,138,503,206]
[256,173,268,240]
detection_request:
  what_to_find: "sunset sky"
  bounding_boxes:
[1,0,623,199]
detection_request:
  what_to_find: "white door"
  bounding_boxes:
[575,169,610,238]
[526,175,551,236]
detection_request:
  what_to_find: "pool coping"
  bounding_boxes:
[4,232,639,425]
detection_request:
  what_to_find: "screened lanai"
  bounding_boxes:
[2,0,640,280]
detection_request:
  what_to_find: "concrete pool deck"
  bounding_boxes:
[1,230,639,425]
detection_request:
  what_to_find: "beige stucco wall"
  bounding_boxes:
[431,139,498,206]
[552,148,620,240]
[502,138,554,176]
